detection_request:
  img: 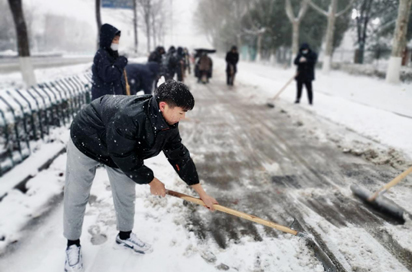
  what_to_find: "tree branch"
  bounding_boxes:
[308,0,328,17]
[336,0,355,18]
[297,0,310,20]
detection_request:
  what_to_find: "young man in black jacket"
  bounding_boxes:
[63,80,218,272]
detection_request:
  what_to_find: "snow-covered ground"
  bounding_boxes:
[235,60,412,161]
[0,58,411,271]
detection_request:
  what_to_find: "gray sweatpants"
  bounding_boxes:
[63,138,136,240]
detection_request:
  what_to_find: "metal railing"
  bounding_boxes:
[0,72,92,176]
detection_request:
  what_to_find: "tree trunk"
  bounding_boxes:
[270,47,277,65]
[237,35,242,61]
[96,0,102,50]
[152,11,157,48]
[291,21,299,62]
[322,0,337,73]
[133,0,138,53]
[256,33,263,62]
[386,0,412,83]
[145,3,151,53]
[8,0,36,87]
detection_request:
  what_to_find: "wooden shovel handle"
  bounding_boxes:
[368,166,412,202]
[123,69,131,96]
[269,73,297,101]
[166,189,298,236]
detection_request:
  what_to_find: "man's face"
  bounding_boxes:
[159,101,187,125]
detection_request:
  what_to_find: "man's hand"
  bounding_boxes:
[149,177,166,197]
[299,57,307,63]
[199,193,219,212]
[191,183,219,211]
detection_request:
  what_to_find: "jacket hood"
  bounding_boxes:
[299,43,311,52]
[99,23,121,49]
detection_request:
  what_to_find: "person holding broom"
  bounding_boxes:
[91,23,129,100]
[63,80,218,272]
[293,43,317,105]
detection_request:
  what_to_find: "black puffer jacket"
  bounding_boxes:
[225,51,239,73]
[294,43,317,82]
[91,24,128,100]
[70,95,199,185]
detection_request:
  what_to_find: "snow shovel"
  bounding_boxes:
[350,166,412,222]
[124,69,131,96]
[266,73,297,108]
[166,189,306,237]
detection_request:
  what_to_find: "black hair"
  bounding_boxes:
[155,80,195,111]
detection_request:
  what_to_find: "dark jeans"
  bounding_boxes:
[296,80,313,104]
[226,72,235,85]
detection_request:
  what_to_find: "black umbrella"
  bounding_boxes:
[194,48,216,54]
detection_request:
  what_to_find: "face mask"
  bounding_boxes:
[110,43,119,51]
[302,50,308,54]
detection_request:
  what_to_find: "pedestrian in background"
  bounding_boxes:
[225,46,239,86]
[293,43,317,105]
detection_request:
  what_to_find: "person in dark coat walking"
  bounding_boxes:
[148,46,165,64]
[63,80,219,272]
[91,23,128,101]
[225,46,239,86]
[175,47,185,82]
[197,52,213,84]
[148,46,165,88]
[293,43,317,105]
[164,46,178,81]
[125,62,160,95]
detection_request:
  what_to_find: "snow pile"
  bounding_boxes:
[0,127,70,253]
[0,62,92,90]
[332,62,412,82]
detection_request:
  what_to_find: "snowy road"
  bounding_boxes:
[0,60,411,271]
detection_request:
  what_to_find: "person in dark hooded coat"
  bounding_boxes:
[125,62,160,95]
[148,46,165,64]
[293,43,317,105]
[91,23,128,101]
[225,46,239,86]
[175,47,185,82]
[164,46,178,81]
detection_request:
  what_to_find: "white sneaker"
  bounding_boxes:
[116,233,152,254]
[64,245,84,272]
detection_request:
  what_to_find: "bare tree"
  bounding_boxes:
[243,0,275,62]
[150,0,166,48]
[285,0,309,62]
[96,0,102,50]
[139,0,152,53]
[8,0,36,87]
[133,0,138,53]
[385,0,412,83]
[309,0,354,73]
